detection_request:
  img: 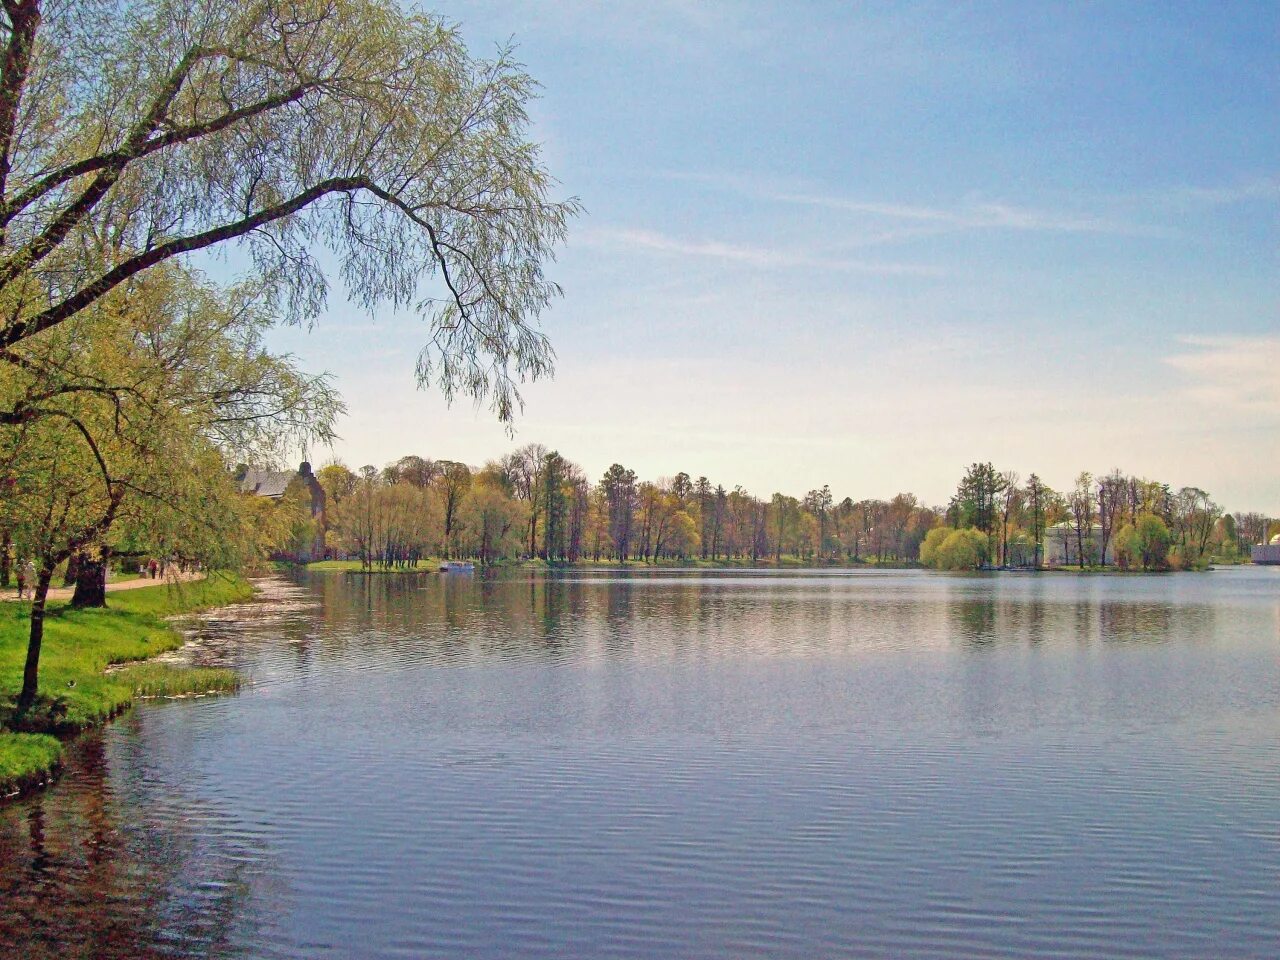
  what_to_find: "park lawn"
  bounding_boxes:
[0,574,253,797]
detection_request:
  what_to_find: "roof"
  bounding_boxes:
[239,468,295,498]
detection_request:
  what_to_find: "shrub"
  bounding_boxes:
[934,528,989,570]
[920,527,990,571]
[1119,514,1173,571]
[919,526,953,567]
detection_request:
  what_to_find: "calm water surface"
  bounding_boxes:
[2,567,1278,958]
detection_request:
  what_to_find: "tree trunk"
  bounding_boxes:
[0,530,9,588]
[63,551,81,587]
[17,565,54,715]
[71,553,108,608]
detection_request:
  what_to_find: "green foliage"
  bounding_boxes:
[0,0,577,422]
[1115,525,1137,569]
[0,265,343,591]
[329,475,442,569]
[937,528,989,570]
[950,463,1007,536]
[464,479,526,564]
[305,559,434,574]
[1116,513,1173,571]
[920,527,989,570]
[919,527,952,567]
[307,449,1239,572]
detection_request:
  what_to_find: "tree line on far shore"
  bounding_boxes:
[922,463,1267,572]
[296,447,939,568]
[284,451,1271,573]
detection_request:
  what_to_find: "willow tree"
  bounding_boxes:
[0,265,340,714]
[0,0,576,420]
[67,266,342,605]
[0,325,209,715]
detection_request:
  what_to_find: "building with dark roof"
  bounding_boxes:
[238,461,327,560]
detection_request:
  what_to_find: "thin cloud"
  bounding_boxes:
[1156,175,1280,209]
[767,191,1157,237]
[1164,335,1280,413]
[658,170,1170,242]
[583,226,946,276]
[467,0,769,54]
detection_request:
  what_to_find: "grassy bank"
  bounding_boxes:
[0,732,61,798]
[0,574,253,798]
[299,559,440,575]
[511,556,919,570]
[301,557,919,573]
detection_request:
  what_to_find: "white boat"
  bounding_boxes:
[439,560,475,573]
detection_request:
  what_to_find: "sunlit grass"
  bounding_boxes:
[0,732,62,796]
[114,663,240,699]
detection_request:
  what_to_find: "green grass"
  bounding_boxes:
[0,732,61,797]
[0,573,253,797]
[113,662,240,699]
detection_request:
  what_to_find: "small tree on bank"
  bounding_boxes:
[919,526,989,571]
[1115,514,1173,571]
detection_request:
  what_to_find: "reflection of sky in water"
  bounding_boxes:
[1,567,1278,959]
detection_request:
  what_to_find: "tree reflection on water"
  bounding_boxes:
[0,730,269,960]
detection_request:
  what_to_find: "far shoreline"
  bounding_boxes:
[293,558,1252,576]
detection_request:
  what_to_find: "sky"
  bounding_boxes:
[260,0,1280,510]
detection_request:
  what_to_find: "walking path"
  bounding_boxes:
[2,572,205,602]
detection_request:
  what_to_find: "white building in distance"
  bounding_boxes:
[1044,521,1114,566]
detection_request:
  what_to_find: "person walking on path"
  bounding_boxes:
[15,558,26,599]
[17,559,35,599]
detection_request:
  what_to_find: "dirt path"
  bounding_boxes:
[2,572,205,603]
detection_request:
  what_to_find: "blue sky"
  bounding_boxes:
[263,1,1279,509]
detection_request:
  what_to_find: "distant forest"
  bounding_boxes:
[266,446,1271,572]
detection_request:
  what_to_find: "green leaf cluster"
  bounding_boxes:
[919,526,990,571]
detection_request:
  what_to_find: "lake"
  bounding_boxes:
[2,567,1278,958]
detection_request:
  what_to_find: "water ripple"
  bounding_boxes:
[1,567,1278,958]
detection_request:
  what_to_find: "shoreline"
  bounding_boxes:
[0,574,255,802]
[297,558,925,574]
[295,558,1248,575]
